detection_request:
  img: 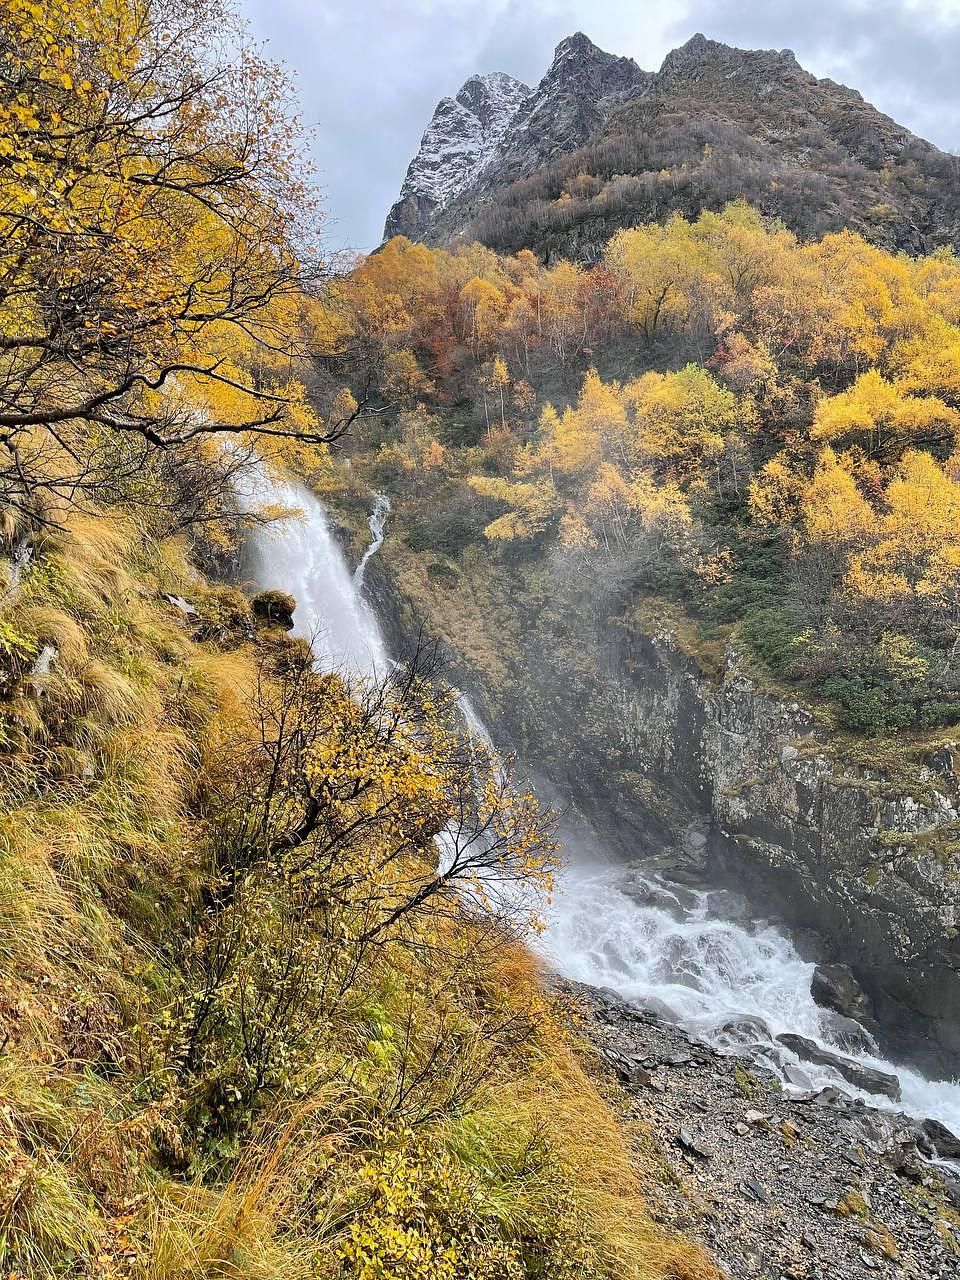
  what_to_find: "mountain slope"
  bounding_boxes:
[384,32,650,242]
[386,32,960,259]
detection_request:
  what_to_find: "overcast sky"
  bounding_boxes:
[238,0,960,253]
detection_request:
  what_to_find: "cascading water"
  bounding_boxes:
[353,492,391,591]
[247,471,960,1135]
[543,855,960,1132]
[246,473,386,677]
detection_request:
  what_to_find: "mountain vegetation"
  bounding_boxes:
[327,210,960,734]
[0,2,732,1277]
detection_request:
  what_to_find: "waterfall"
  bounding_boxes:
[353,492,391,591]
[542,856,960,1131]
[245,472,387,677]
[246,470,960,1135]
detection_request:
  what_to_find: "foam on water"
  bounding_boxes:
[543,857,960,1132]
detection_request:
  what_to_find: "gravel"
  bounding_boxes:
[562,980,960,1279]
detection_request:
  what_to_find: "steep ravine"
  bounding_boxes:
[360,540,960,1084]
[248,484,960,1270]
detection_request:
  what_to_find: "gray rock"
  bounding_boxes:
[811,964,873,1022]
[677,1129,710,1160]
[922,1118,960,1160]
[163,592,199,617]
[714,1013,774,1045]
[776,1033,901,1101]
[629,994,678,1024]
[819,1010,877,1056]
[783,1062,814,1090]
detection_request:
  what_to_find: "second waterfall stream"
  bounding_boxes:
[248,475,960,1134]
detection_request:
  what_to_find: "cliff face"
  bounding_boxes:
[383,71,529,241]
[604,627,960,1071]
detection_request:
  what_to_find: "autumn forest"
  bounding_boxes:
[3,0,960,1276]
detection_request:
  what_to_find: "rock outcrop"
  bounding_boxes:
[384,32,649,242]
[384,71,529,241]
[604,628,960,1072]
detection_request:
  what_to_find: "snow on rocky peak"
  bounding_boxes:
[383,71,528,240]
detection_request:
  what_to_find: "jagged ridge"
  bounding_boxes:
[384,70,529,240]
[385,31,960,258]
[384,32,650,241]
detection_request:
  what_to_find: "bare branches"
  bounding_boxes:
[0,0,333,520]
[176,638,557,1133]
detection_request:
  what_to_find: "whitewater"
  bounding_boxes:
[247,473,960,1136]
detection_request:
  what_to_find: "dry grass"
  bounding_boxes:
[0,503,718,1280]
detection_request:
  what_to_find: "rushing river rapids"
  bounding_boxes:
[247,473,960,1136]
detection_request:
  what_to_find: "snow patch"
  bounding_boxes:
[397,71,529,211]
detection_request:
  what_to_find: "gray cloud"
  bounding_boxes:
[238,0,960,252]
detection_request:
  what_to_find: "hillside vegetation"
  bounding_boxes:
[324,214,960,734]
[0,1,721,1276]
[424,35,960,262]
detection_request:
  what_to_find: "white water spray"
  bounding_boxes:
[246,470,960,1135]
[245,472,386,677]
[543,856,960,1132]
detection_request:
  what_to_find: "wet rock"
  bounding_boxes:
[559,975,960,1279]
[921,1118,960,1160]
[819,1011,877,1056]
[783,1062,814,1090]
[776,1033,901,1101]
[811,964,873,1023]
[715,1014,774,1045]
[630,994,678,1023]
[660,866,706,888]
[703,887,754,925]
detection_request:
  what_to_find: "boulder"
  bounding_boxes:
[251,589,296,631]
[922,1117,960,1160]
[714,1014,773,1045]
[818,1010,877,1056]
[630,994,679,1024]
[811,964,873,1022]
[776,1032,901,1101]
[783,1062,814,1090]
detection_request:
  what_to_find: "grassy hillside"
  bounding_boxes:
[0,500,717,1280]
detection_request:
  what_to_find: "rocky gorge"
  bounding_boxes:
[358,539,960,1083]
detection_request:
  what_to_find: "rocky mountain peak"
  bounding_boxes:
[384,30,959,257]
[383,69,528,241]
[656,32,806,90]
